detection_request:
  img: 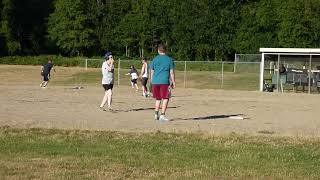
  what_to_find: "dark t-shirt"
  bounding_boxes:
[279,66,286,74]
[129,69,138,74]
[43,63,53,74]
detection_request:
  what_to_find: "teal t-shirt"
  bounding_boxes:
[151,54,174,85]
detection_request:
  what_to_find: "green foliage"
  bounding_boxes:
[90,0,131,54]
[2,0,320,59]
[0,0,20,55]
[0,56,84,67]
[233,0,279,53]
[47,0,95,56]
[0,0,53,55]
[277,0,320,48]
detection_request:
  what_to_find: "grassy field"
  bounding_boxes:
[1,127,320,179]
[1,65,320,179]
[52,68,260,91]
[0,64,260,90]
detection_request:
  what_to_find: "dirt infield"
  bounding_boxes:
[0,65,319,137]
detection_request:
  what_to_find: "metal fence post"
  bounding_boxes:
[221,61,224,89]
[85,59,88,71]
[276,54,280,92]
[184,61,187,88]
[234,53,237,73]
[308,55,312,94]
[118,58,120,87]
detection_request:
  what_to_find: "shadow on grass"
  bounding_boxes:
[172,114,246,121]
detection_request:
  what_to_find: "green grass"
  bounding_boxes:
[0,127,320,179]
[53,70,103,86]
[52,69,260,90]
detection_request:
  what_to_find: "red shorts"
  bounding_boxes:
[152,84,170,100]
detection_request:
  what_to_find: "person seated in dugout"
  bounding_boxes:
[279,64,286,75]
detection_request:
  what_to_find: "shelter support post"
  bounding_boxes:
[259,53,265,91]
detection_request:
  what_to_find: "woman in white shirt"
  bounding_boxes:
[99,52,114,111]
[140,57,149,97]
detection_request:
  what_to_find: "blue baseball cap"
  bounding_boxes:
[104,51,112,59]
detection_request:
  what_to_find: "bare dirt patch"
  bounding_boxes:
[0,65,319,137]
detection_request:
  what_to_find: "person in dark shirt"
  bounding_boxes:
[279,64,286,74]
[40,59,55,88]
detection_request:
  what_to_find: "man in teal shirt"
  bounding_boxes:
[151,44,176,121]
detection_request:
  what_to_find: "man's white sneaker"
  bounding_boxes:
[159,115,169,121]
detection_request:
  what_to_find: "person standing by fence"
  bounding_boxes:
[140,57,149,97]
[99,51,114,111]
[151,44,176,121]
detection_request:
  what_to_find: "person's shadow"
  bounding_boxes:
[171,114,246,121]
[109,106,179,113]
[125,106,179,112]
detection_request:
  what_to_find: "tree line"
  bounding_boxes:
[1,0,320,61]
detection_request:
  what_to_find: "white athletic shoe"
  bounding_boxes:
[40,83,42,87]
[159,115,169,121]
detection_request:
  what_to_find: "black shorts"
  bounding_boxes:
[141,77,148,86]
[43,73,49,81]
[131,79,137,84]
[103,84,113,91]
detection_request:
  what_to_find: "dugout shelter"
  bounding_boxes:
[259,48,320,94]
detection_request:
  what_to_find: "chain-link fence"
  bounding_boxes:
[83,58,261,91]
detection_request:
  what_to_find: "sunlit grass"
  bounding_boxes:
[0,127,320,179]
